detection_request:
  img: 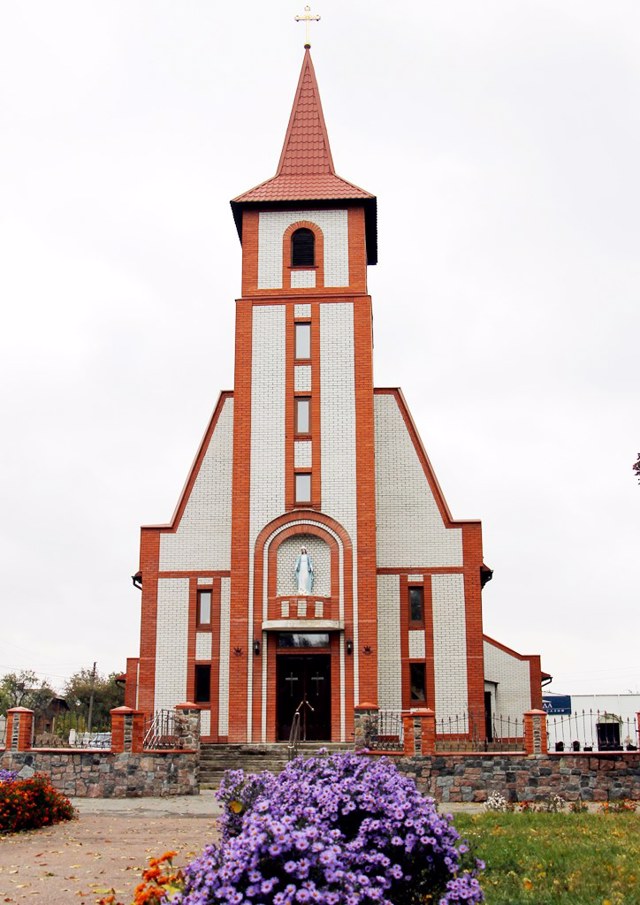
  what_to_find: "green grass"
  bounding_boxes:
[453,811,640,905]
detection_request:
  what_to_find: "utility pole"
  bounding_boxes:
[87,661,97,734]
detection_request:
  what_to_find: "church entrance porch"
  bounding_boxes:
[276,653,331,742]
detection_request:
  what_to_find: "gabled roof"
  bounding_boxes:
[231,50,378,264]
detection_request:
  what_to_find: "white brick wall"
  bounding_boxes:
[291,270,316,289]
[159,398,233,572]
[200,710,211,736]
[294,366,312,392]
[377,575,402,711]
[374,394,463,567]
[294,304,311,318]
[195,632,212,661]
[154,578,189,711]
[408,629,426,660]
[218,577,230,737]
[246,306,287,736]
[320,302,359,700]
[484,639,531,721]
[432,574,468,722]
[276,534,331,597]
[257,210,349,289]
[294,440,312,469]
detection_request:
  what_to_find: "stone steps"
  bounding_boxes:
[199,742,352,789]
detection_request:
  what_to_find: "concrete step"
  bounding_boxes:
[198,742,353,789]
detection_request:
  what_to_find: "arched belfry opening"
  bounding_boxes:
[291,227,315,267]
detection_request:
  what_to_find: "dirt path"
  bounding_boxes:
[0,813,219,904]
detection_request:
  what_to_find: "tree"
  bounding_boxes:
[634,453,640,484]
[0,670,56,715]
[63,667,124,731]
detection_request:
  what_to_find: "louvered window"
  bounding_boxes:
[291,228,315,266]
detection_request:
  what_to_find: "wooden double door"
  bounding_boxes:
[276,654,331,741]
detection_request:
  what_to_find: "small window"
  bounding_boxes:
[291,228,315,266]
[197,590,212,627]
[278,633,330,648]
[410,663,426,702]
[295,322,311,360]
[295,472,311,504]
[194,665,211,703]
[295,397,311,434]
[409,586,424,624]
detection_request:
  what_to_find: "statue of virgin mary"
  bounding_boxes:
[294,546,314,595]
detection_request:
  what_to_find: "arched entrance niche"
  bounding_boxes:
[251,512,354,744]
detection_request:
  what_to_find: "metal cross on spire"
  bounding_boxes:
[295,5,321,49]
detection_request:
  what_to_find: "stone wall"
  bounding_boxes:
[394,752,640,803]
[1,749,199,798]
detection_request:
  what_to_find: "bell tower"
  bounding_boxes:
[227,49,380,742]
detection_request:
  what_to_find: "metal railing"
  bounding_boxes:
[143,709,182,749]
[435,713,524,752]
[546,710,638,753]
[287,710,301,761]
[68,729,112,749]
[365,710,405,751]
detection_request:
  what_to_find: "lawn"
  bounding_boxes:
[454,811,640,905]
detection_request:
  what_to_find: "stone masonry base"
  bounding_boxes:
[394,752,640,803]
[1,749,199,798]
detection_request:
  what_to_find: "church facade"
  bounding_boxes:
[125,51,543,744]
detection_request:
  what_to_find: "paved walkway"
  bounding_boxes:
[0,793,488,905]
[71,789,224,817]
[0,794,222,905]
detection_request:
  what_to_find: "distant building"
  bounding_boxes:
[125,49,544,744]
[544,693,640,750]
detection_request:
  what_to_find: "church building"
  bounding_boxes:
[125,49,543,745]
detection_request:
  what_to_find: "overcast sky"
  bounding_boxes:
[0,1,638,699]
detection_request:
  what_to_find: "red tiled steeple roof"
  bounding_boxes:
[233,50,373,204]
[231,50,377,263]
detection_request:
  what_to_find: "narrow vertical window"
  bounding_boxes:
[291,228,315,266]
[295,397,311,435]
[194,665,211,703]
[409,586,424,625]
[409,663,426,702]
[295,322,311,360]
[197,590,212,627]
[295,472,312,504]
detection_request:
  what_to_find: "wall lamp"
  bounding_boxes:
[253,640,261,656]
[363,645,373,656]
[233,646,243,657]
[346,639,353,656]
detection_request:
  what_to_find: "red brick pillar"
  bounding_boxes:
[110,706,145,754]
[412,708,436,755]
[6,708,34,752]
[524,709,548,755]
[402,713,415,756]
[354,702,379,749]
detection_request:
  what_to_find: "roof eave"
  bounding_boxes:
[230,196,377,266]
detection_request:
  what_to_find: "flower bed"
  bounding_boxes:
[0,770,76,833]
[175,750,484,904]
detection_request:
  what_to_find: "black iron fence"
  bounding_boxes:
[435,713,523,753]
[364,710,405,751]
[546,710,639,752]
